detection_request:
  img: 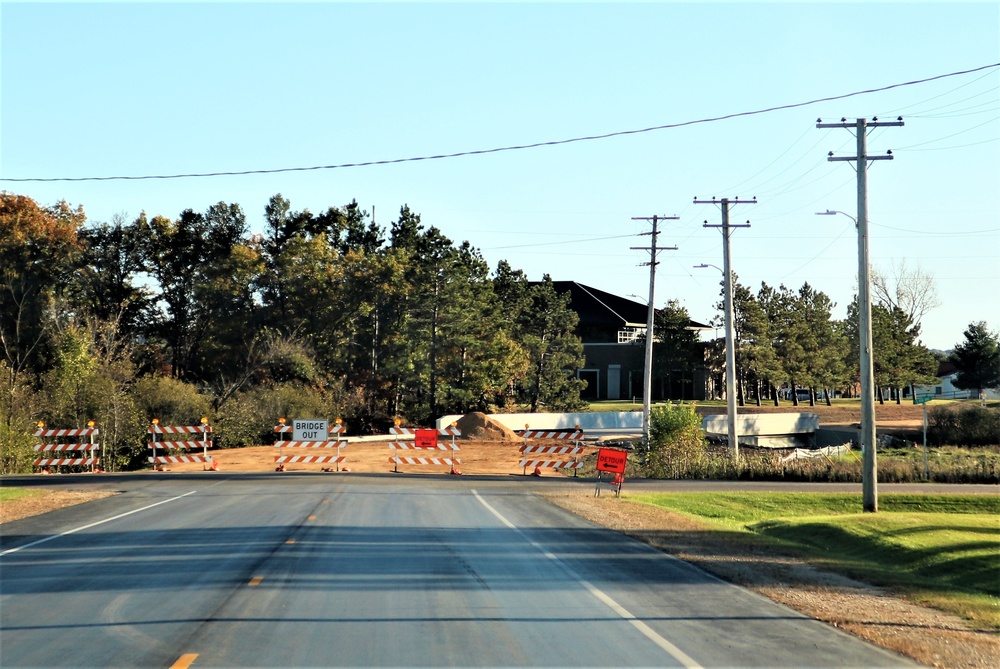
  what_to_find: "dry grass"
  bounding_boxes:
[0,489,117,524]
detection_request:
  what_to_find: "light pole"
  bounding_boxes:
[816,207,877,512]
[694,262,738,457]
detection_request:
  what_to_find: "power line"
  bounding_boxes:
[3,63,997,183]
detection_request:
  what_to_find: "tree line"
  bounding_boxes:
[655,277,994,408]
[2,190,995,472]
[1,192,587,471]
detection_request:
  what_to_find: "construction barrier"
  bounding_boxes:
[33,423,100,472]
[388,423,461,474]
[148,419,213,469]
[515,426,585,476]
[273,418,347,471]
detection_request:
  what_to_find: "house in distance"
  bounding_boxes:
[548,282,713,402]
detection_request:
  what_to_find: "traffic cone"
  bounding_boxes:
[450,466,462,475]
[210,460,219,471]
[531,465,542,477]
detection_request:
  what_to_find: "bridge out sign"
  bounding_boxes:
[292,419,328,441]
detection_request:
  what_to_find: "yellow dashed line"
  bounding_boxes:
[286,539,296,544]
[308,515,316,520]
[322,499,329,504]
[248,576,263,586]
[170,653,198,669]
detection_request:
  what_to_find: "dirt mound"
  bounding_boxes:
[456,412,519,441]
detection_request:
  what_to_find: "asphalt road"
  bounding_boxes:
[0,473,928,668]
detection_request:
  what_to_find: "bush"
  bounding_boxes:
[644,403,708,478]
[214,382,351,448]
[0,363,42,474]
[929,404,1000,446]
[0,419,37,475]
[132,376,212,426]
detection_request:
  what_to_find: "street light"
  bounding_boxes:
[816,207,877,512]
[816,210,857,227]
[693,263,723,273]
[694,262,738,459]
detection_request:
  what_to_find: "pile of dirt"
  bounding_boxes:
[455,412,520,441]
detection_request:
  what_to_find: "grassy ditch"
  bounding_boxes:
[629,492,1000,629]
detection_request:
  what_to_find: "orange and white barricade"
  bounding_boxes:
[516,425,586,476]
[388,422,461,474]
[273,418,347,471]
[33,422,101,473]
[148,418,213,469]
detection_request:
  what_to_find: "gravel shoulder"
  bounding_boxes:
[543,491,999,669]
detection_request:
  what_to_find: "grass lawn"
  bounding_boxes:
[631,492,1000,628]
[0,488,41,503]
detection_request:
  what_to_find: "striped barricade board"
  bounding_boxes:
[387,426,462,473]
[516,428,586,475]
[34,458,100,467]
[148,424,213,466]
[389,442,459,451]
[33,427,100,471]
[275,454,348,465]
[516,429,584,441]
[388,456,461,467]
[34,443,101,452]
[518,459,584,470]
[518,445,585,471]
[149,453,212,464]
[273,422,348,469]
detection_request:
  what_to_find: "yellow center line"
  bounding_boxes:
[286,539,296,544]
[248,576,264,586]
[170,653,199,669]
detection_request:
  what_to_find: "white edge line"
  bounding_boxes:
[471,489,704,669]
[1,490,198,557]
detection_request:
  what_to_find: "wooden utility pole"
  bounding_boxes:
[817,115,903,513]
[694,196,755,461]
[630,215,678,447]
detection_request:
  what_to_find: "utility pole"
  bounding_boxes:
[694,196,755,461]
[631,215,679,447]
[817,116,902,513]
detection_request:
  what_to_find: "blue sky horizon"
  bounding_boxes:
[3,1,998,351]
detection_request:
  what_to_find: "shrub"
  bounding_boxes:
[929,404,1000,446]
[644,403,708,478]
[0,419,37,475]
[0,363,42,474]
[132,376,211,426]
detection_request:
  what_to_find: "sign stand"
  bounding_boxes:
[594,448,627,497]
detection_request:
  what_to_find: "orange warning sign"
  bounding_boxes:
[414,429,438,448]
[596,448,627,474]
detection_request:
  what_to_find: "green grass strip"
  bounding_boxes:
[630,492,1000,628]
[0,488,42,503]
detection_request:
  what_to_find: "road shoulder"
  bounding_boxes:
[543,491,998,669]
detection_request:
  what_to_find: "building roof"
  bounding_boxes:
[548,281,712,330]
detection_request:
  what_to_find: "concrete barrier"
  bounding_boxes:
[702,413,819,448]
[437,411,642,439]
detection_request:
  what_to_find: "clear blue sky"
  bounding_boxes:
[3,1,998,351]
